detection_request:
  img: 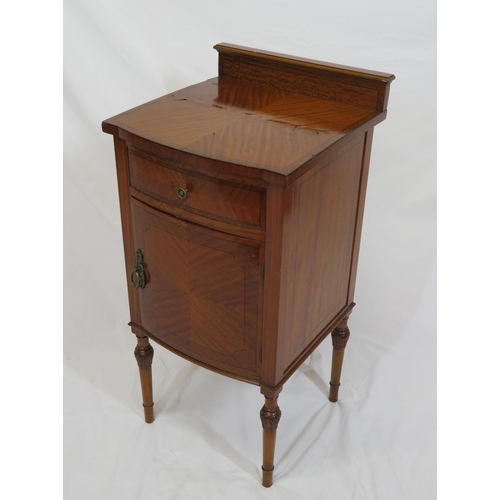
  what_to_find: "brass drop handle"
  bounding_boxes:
[177,187,188,199]
[130,249,146,289]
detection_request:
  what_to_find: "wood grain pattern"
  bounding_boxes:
[129,151,263,227]
[105,100,387,188]
[215,43,394,111]
[102,77,386,175]
[215,43,395,82]
[130,188,266,242]
[220,57,380,109]
[113,136,141,326]
[260,183,285,387]
[182,109,337,174]
[122,133,282,187]
[131,198,262,378]
[278,140,364,376]
[176,76,291,111]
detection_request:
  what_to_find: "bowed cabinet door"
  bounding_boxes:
[129,198,263,381]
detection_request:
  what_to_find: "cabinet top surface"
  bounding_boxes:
[103,44,394,176]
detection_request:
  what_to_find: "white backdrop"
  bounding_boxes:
[64,1,436,498]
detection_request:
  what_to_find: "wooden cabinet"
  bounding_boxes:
[102,43,394,487]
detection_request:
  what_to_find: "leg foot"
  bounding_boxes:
[134,335,154,423]
[260,396,281,487]
[329,317,350,402]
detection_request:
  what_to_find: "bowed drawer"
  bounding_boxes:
[129,151,264,228]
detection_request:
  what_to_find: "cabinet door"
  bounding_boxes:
[130,198,262,380]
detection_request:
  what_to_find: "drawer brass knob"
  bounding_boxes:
[177,187,188,199]
[130,249,146,289]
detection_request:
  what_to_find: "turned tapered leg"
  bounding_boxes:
[134,335,154,423]
[329,317,351,402]
[260,396,281,487]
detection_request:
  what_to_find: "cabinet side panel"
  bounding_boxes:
[278,140,364,374]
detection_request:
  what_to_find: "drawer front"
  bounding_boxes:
[129,152,262,227]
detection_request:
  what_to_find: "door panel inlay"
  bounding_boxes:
[131,199,261,376]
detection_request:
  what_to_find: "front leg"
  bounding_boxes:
[260,396,282,487]
[134,335,155,423]
[329,316,350,402]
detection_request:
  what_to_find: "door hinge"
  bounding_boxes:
[258,345,262,363]
[261,260,265,280]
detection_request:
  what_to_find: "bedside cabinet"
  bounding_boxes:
[102,43,394,487]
